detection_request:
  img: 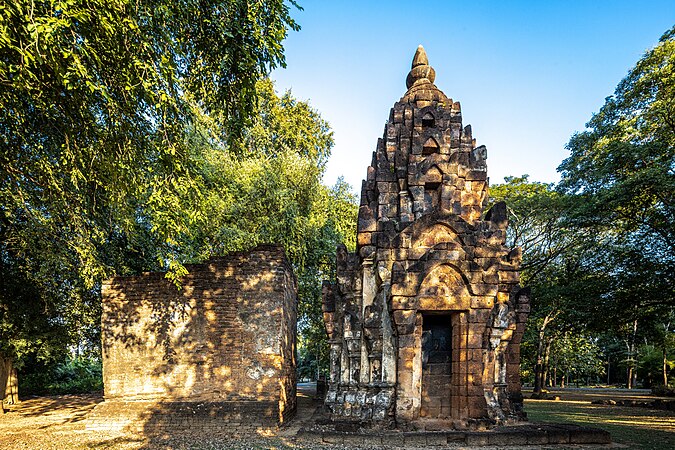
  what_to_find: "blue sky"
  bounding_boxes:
[271,1,675,191]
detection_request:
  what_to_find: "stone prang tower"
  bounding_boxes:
[322,46,529,428]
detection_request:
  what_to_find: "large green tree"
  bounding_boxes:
[0,0,301,403]
[490,176,600,393]
[557,25,675,388]
[176,79,357,379]
[558,25,675,306]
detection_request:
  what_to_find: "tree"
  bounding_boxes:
[557,25,675,388]
[558,25,675,308]
[490,176,594,393]
[2,73,358,401]
[0,0,301,403]
[490,176,573,284]
[549,332,605,388]
[175,81,357,378]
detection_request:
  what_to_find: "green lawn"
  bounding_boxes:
[525,398,675,449]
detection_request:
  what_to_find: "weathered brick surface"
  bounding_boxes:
[322,46,529,428]
[89,245,297,431]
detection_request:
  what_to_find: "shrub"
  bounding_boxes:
[20,357,103,395]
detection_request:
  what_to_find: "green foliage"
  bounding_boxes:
[1,0,300,290]
[0,0,300,288]
[498,27,675,390]
[166,82,357,377]
[558,25,675,310]
[490,175,576,285]
[550,332,605,384]
[637,345,667,388]
[20,357,103,395]
[1,1,334,392]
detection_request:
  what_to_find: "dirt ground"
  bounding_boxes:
[1,386,674,449]
[0,386,322,450]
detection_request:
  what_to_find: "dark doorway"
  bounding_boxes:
[421,314,452,418]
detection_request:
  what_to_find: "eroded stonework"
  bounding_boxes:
[322,46,529,428]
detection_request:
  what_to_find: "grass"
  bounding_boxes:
[525,398,675,449]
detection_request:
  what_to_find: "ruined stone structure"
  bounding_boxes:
[322,46,530,427]
[88,245,297,433]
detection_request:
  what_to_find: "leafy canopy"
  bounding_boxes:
[0,0,300,291]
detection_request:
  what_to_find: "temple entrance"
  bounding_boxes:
[420,314,453,418]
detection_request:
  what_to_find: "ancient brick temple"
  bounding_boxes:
[89,245,297,433]
[322,46,530,427]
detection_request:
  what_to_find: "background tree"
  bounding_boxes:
[490,176,596,393]
[558,25,675,307]
[499,25,675,392]
[555,25,675,388]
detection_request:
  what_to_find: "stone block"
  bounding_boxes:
[468,309,490,323]
[357,232,373,247]
[398,334,416,348]
[545,427,570,444]
[470,296,494,309]
[471,283,497,296]
[488,431,528,446]
[482,273,499,284]
[394,310,416,335]
[498,270,520,284]
[525,430,550,445]
[357,205,377,232]
[404,432,428,446]
[379,192,398,205]
[465,433,489,446]
[474,246,503,258]
[390,277,419,297]
[569,427,611,444]
[467,332,483,349]
[465,170,487,181]
[516,302,531,313]
[391,296,417,310]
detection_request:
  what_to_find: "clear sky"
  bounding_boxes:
[271,0,675,191]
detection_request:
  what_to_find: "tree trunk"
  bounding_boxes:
[533,312,558,394]
[625,319,638,389]
[534,330,546,394]
[663,345,669,387]
[553,366,557,387]
[0,354,11,413]
[543,340,551,388]
[4,367,18,405]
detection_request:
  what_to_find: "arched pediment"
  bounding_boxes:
[392,212,475,250]
[412,223,461,250]
[409,223,465,260]
[417,264,471,311]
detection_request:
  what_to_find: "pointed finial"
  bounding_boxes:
[412,45,429,67]
[406,45,436,89]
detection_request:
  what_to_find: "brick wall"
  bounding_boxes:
[89,245,297,432]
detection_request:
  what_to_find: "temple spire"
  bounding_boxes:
[406,45,436,89]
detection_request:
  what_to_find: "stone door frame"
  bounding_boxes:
[417,310,469,420]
